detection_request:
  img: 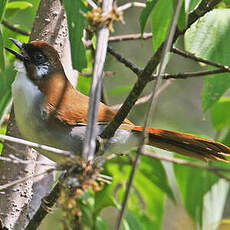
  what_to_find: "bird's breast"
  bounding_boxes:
[11,64,140,163]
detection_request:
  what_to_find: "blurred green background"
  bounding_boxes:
[1,0,230,229]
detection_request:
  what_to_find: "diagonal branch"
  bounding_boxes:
[2,20,30,36]
[172,47,230,71]
[101,0,220,140]
[142,150,230,182]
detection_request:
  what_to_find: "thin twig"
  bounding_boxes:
[85,32,152,47]
[150,69,230,80]
[172,47,230,71]
[108,46,230,81]
[0,168,57,190]
[109,32,152,42]
[0,134,75,160]
[2,20,30,36]
[117,2,146,12]
[80,70,115,77]
[0,155,55,167]
[142,150,230,182]
[107,46,141,75]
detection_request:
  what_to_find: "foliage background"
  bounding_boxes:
[1,0,230,229]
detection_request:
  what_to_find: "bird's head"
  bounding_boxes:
[6,38,65,83]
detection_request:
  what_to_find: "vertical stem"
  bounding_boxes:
[115,1,183,229]
[83,0,113,161]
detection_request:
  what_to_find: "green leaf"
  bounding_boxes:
[103,157,165,230]
[108,86,133,96]
[139,155,175,201]
[0,125,6,154]
[95,217,109,230]
[125,211,144,230]
[174,163,219,226]
[5,1,33,18]
[95,184,116,216]
[139,0,158,34]
[150,0,174,51]
[222,128,230,147]
[185,0,200,12]
[211,97,230,131]
[178,1,187,30]
[0,0,7,21]
[63,0,87,71]
[77,75,92,96]
[184,9,230,112]
[6,1,32,10]
[0,65,15,125]
[134,168,165,230]
[202,72,230,112]
[0,27,5,71]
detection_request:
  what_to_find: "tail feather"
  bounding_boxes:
[132,126,230,162]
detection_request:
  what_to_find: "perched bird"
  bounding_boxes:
[5,38,230,164]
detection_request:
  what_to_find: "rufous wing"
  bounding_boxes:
[40,73,132,126]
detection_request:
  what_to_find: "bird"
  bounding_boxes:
[5,38,230,164]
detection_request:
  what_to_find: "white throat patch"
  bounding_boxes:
[36,63,49,79]
[14,59,50,79]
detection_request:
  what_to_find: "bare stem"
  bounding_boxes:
[2,20,30,36]
[115,1,183,229]
[142,150,230,182]
[172,47,230,71]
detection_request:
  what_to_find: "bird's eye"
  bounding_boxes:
[34,52,45,63]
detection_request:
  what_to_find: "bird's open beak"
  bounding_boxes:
[5,38,26,61]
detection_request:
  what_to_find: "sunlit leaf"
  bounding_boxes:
[185,9,230,111]
[5,1,33,18]
[0,65,15,125]
[185,0,200,12]
[0,0,7,21]
[211,97,230,131]
[0,27,5,71]
[178,1,187,30]
[138,156,175,201]
[95,184,116,216]
[63,0,87,71]
[174,162,219,226]
[95,217,109,230]
[77,75,92,96]
[150,0,173,51]
[134,168,165,230]
[108,86,133,96]
[125,211,144,230]
[139,0,158,34]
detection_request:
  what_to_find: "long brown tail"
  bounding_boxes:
[132,126,230,162]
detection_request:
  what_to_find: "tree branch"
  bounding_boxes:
[142,150,230,182]
[101,0,221,139]
[109,32,152,42]
[172,47,230,71]
[2,20,30,36]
